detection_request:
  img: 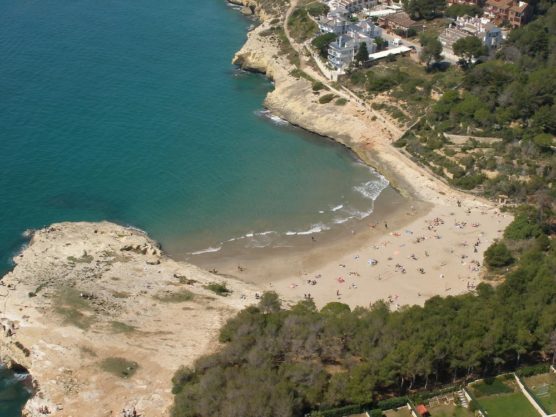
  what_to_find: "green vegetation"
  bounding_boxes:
[479,392,539,417]
[203,282,232,297]
[54,287,96,330]
[445,3,482,18]
[311,33,337,58]
[312,81,326,91]
[472,378,513,397]
[318,93,335,104]
[355,42,369,65]
[394,5,556,200]
[452,36,487,66]
[100,357,139,379]
[287,7,318,43]
[171,209,556,417]
[419,32,443,70]
[504,206,545,240]
[306,2,329,17]
[110,321,137,334]
[524,373,556,413]
[404,0,446,20]
[334,98,348,106]
[484,242,514,269]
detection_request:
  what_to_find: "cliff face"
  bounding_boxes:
[232,19,423,197]
[0,222,258,417]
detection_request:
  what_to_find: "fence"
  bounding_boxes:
[514,373,556,417]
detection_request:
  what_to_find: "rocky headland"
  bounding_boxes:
[0,222,258,416]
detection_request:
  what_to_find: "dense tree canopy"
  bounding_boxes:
[404,0,446,20]
[171,211,555,417]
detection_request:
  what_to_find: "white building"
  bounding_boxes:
[439,16,502,55]
[327,21,380,69]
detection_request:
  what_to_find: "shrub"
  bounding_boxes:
[504,207,544,240]
[319,93,335,104]
[204,282,232,296]
[335,98,348,106]
[312,81,325,91]
[516,363,550,377]
[378,396,409,410]
[484,242,514,268]
[100,357,139,379]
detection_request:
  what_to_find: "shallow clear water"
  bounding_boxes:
[0,0,387,412]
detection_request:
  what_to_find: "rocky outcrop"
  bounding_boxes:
[0,222,259,417]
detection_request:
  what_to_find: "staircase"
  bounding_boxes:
[457,389,469,408]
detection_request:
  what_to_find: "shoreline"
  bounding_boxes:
[219,0,513,308]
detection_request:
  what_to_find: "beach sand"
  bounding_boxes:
[219,11,514,309]
[199,190,511,309]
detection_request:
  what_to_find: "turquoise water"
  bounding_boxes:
[0,0,386,412]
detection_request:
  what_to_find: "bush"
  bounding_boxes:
[484,242,514,268]
[378,396,409,410]
[452,173,485,190]
[312,81,325,91]
[516,364,550,377]
[203,282,232,296]
[319,93,335,104]
[335,98,348,106]
[504,207,544,240]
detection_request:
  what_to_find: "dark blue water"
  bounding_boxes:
[0,1,387,412]
[0,367,30,417]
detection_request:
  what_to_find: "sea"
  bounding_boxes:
[0,0,390,413]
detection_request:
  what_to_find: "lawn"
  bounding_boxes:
[471,377,514,397]
[479,392,540,417]
[524,372,556,414]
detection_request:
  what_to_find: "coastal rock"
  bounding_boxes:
[0,221,259,417]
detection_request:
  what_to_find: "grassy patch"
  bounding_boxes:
[54,287,96,329]
[55,306,95,329]
[524,373,556,413]
[472,378,514,397]
[154,289,194,303]
[287,7,318,43]
[335,98,348,106]
[204,282,232,297]
[479,392,539,417]
[100,357,139,379]
[110,321,137,334]
[67,253,94,264]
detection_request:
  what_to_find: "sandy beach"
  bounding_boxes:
[270,197,512,308]
[219,3,514,309]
